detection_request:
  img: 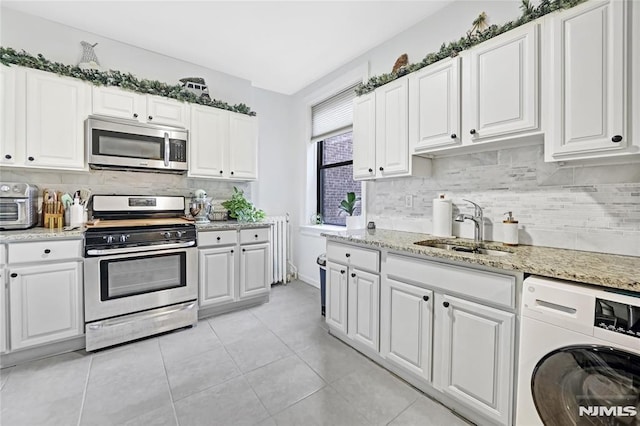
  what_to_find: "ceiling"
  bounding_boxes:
[3,1,452,94]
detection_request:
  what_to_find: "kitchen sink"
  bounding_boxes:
[414,240,512,257]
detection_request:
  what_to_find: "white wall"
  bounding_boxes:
[0,7,253,107]
[250,87,297,217]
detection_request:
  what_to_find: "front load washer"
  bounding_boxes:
[516,276,639,426]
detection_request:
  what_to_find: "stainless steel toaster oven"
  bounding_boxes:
[0,183,39,230]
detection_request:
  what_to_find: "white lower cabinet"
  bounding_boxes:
[434,293,515,425]
[199,246,236,308]
[8,261,83,351]
[327,240,518,426]
[347,268,379,351]
[325,243,381,352]
[198,228,270,313]
[239,242,269,299]
[380,277,432,381]
[0,266,6,354]
[325,261,348,334]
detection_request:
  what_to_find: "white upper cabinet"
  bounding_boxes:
[92,86,189,128]
[0,65,19,166]
[188,105,258,180]
[409,57,461,152]
[375,77,410,177]
[352,93,376,179]
[228,113,258,180]
[189,105,228,177]
[464,22,540,143]
[544,0,634,161]
[353,76,431,180]
[92,85,146,121]
[25,68,90,170]
[2,67,90,170]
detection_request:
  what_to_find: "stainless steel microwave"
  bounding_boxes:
[86,115,188,173]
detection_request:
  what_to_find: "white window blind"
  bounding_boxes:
[311,84,358,142]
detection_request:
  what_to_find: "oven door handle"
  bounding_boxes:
[164,132,170,167]
[86,241,195,256]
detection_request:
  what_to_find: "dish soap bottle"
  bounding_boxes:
[502,212,519,246]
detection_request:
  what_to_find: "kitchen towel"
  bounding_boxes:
[432,196,453,237]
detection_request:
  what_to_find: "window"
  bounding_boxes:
[311,83,361,226]
[317,132,361,226]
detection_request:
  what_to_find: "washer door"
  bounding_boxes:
[531,345,640,426]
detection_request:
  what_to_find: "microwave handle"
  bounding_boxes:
[164,132,170,167]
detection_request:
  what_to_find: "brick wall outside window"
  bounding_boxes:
[318,132,361,226]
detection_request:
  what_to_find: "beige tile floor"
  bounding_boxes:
[0,280,473,426]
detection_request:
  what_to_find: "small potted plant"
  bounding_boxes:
[339,192,363,231]
[221,187,266,222]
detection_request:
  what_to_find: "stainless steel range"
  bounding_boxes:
[83,195,197,351]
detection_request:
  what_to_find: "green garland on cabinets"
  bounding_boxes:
[0,46,256,116]
[355,0,587,96]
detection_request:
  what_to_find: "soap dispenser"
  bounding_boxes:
[502,212,519,246]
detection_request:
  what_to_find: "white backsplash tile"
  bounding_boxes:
[367,145,640,256]
[2,168,250,214]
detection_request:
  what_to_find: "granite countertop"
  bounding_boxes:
[196,221,272,231]
[1,227,85,242]
[323,229,639,293]
[1,221,272,243]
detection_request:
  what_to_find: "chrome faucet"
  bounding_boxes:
[455,199,484,242]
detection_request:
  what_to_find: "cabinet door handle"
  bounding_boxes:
[10,273,17,278]
[611,135,623,143]
[148,115,153,120]
[345,253,351,258]
[230,249,234,253]
[254,234,258,238]
[368,168,373,173]
[217,236,221,241]
[219,170,223,174]
[470,129,476,135]
[133,113,138,118]
[379,167,384,171]
[351,273,356,278]
[242,248,246,252]
[423,295,429,302]
[44,249,51,254]
[450,134,457,139]
[443,301,450,308]
[28,156,35,161]
[4,154,11,160]
[231,171,235,175]
[340,270,345,274]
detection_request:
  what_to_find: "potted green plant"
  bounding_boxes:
[221,187,265,222]
[339,192,363,230]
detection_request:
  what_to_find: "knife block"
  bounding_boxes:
[42,201,64,229]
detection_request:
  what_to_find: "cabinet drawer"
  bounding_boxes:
[8,239,83,264]
[386,254,515,309]
[198,230,238,246]
[240,228,269,244]
[327,242,379,273]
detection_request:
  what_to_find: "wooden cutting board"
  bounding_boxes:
[86,218,193,228]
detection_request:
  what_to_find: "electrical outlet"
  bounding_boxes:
[405,195,413,208]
